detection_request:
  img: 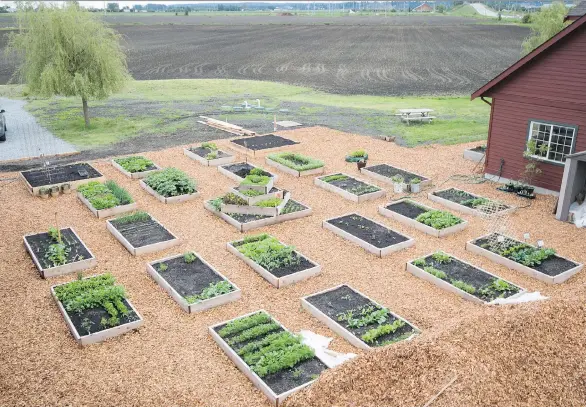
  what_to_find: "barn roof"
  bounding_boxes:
[471,13,586,100]
[566,1,586,21]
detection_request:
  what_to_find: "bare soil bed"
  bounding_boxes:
[0,16,527,94]
[2,126,586,407]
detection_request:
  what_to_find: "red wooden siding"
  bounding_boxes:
[482,22,586,191]
[485,99,586,191]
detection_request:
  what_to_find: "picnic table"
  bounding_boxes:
[397,108,435,124]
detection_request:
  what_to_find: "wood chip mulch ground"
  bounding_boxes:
[1,126,585,407]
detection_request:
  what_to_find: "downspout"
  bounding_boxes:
[481,97,492,107]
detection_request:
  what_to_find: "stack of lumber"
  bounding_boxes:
[198,116,256,136]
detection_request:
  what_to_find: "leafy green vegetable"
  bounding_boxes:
[144,168,197,197]
[114,156,154,173]
[267,152,324,171]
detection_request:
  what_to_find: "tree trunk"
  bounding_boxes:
[82,97,90,128]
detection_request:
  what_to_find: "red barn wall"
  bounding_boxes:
[483,23,586,191]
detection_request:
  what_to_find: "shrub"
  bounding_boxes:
[114,156,154,173]
[144,167,197,197]
[268,152,324,171]
[522,13,531,23]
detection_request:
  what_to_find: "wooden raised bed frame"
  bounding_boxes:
[106,215,180,256]
[428,187,516,217]
[111,159,161,179]
[466,234,584,284]
[208,310,325,406]
[405,252,526,304]
[77,192,138,219]
[227,238,321,288]
[146,252,241,313]
[23,227,97,278]
[50,274,144,346]
[139,180,200,204]
[322,213,415,257]
[20,168,105,197]
[301,284,420,351]
[314,173,386,203]
[378,199,468,238]
[265,156,324,177]
[220,192,290,217]
[183,147,235,166]
[360,164,431,187]
[218,162,279,183]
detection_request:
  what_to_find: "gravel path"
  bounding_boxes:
[0,98,77,162]
[0,126,584,406]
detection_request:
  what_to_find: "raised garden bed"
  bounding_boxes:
[230,134,300,157]
[77,180,137,218]
[140,167,199,204]
[24,227,97,278]
[112,156,161,179]
[220,191,290,217]
[227,234,321,288]
[146,252,240,313]
[378,199,467,238]
[463,145,486,163]
[428,188,514,216]
[406,251,524,304]
[51,273,143,346]
[315,173,385,203]
[360,164,430,187]
[107,211,179,256]
[205,199,312,232]
[231,186,284,205]
[218,162,278,183]
[466,233,583,284]
[301,284,419,350]
[209,310,327,406]
[20,163,104,196]
[183,142,235,166]
[323,213,414,257]
[265,152,324,177]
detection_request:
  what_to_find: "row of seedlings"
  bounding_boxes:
[379,199,467,238]
[21,162,104,196]
[184,142,235,166]
[429,187,514,216]
[227,234,321,288]
[467,233,583,284]
[209,310,327,406]
[229,133,300,157]
[265,152,325,177]
[315,173,385,203]
[406,251,525,304]
[147,251,240,312]
[323,213,414,257]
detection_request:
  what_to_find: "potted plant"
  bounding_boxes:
[39,187,50,199]
[357,158,367,170]
[391,175,404,193]
[61,183,71,194]
[49,185,60,197]
[410,178,421,193]
[345,150,368,163]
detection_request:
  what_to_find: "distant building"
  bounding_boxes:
[412,3,433,12]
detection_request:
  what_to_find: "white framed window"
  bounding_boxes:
[527,121,577,163]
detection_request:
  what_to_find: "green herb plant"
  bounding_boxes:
[144,168,197,197]
[235,234,300,272]
[415,210,462,230]
[114,156,154,173]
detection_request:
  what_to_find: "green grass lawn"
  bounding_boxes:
[0,79,489,148]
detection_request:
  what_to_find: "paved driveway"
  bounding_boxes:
[0,98,77,162]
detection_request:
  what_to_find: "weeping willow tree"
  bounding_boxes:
[8,2,129,127]
[522,2,568,56]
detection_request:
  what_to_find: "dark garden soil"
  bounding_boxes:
[189,147,231,159]
[226,200,307,223]
[364,164,427,183]
[416,254,520,302]
[25,228,92,270]
[327,214,409,249]
[433,188,475,204]
[213,319,327,395]
[22,163,102,187]
[66,298,139,337]
[222,162,274,179]
[153,255,229,299]
[306,285,416,347]
[111,216,175,248]
[231,134,299,151]
[386,200,428,219]
[325,175,380,196]
[473,235,579,277]
[470,146,486,153]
